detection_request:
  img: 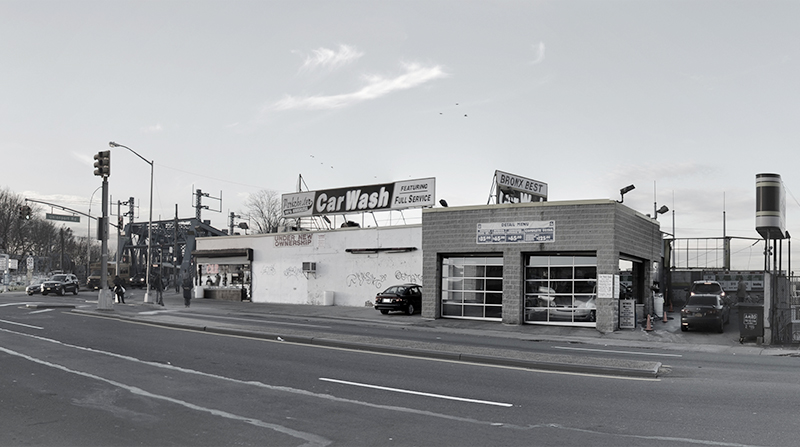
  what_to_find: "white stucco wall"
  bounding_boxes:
[195,225,422,307]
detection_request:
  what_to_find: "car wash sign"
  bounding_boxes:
[495,170,547,203]
[477,221,555,244]
[282,177,436,218]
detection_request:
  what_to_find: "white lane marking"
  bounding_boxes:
[319,377,513,407]
[0,302,34,307]
[29,309,54,315]
[553,346,682,358]
[0,345,330,447]
[0,326,509,428]
[0,319,43,329]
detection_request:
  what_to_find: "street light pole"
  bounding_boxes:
[87,185,102,283]
[109,141,154,304]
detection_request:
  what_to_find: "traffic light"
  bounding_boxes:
[18,205,32,219]
[93,150,111,177]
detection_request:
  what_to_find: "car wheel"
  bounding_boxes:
[27,291,33,296]
[681,325,688,332]
[717,318,724,333]
[42,292,48,296]
[587,310,596,322]
[406,303,415,315]
[73,287,78,295]
[380,309,389,315]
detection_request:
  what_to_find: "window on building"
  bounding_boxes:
[441,256,503,321]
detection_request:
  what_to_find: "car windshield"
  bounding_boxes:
[692,283,722,294]
[50,275,67,281]
[687,295,717,306]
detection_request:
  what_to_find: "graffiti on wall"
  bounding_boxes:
[284,266,304,278]
[395,270,422,285]
[347,272,387,289]
[260,265,277,276]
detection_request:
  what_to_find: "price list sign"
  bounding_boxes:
[476,221,555,244]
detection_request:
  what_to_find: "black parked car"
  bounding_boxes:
[374,284,422,315]
[41,274,80,296]
[681,293,730,333]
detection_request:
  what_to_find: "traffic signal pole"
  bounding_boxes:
[93,149,113,310]
[98,175,113,310]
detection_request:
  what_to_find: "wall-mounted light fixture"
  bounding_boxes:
[439,199,448,207]
[617,185,635,203]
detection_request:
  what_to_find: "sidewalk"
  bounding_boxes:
[64,289,800,379]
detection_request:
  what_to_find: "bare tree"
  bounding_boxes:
[243,190,285,234]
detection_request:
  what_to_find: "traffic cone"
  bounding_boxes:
[646,314,653,331]
[663,309,668,323]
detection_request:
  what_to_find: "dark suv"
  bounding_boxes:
[374,284,422,315]
[41,274,80,296]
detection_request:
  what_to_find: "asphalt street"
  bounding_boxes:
[4,290,800,446]
[9,288,799,379]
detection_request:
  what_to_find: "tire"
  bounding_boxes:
[42,292,48,296]
[406,303,415,315]
[680,325,688,332]
[717,318,724,333]
[587,310,596,322]
[73,287,78,295]
[57,287,64,296]
[380,309,389,315]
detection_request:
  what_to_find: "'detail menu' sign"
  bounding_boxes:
[282,178,436,218]
[495,170,547,203]
[476,221,555,244]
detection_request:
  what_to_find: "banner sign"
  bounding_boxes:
[476,221,555,244]
[495,170,547,203]
[46,213,80,223]
[282,177,436,218]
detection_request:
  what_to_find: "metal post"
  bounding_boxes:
[98,177,113,310]
[144,161,153,303]
[116,200,121,278]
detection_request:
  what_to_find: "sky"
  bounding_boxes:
[2,0,800,271]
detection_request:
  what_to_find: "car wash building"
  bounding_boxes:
[193,172,665,333]
[421,171,665,333]
[192,178,432,307]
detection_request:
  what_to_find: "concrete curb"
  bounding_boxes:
[71,309,661,378]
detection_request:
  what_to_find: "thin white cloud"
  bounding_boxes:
[141,123,163,133]
[301,44,363,72]
[273,63,447,111]
[530,42,545,65]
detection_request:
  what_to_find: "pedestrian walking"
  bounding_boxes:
[113,275,125,304]
[154,273,164,306]
[182,272,193,308]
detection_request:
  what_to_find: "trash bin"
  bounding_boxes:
[653,293,664,318]
[737,303,764,344]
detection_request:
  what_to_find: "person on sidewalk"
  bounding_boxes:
[154,273,164,306]
[113,275,125,304]
[182,272,192,308]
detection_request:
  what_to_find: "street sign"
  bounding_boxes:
[46,213,80,223]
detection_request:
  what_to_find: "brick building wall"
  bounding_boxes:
[422,199,663,333]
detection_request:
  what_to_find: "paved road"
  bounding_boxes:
[3,291,800,446]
